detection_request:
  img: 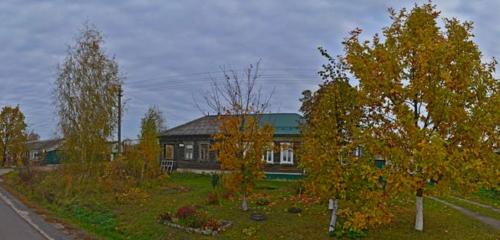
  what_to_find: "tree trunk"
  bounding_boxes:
[140,161,146,182]
[328,198,339,232]
[1,143,7,167]
[415,188,424,231]
[241,192,249,211]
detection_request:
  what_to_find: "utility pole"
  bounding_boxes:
[117,85,123,155]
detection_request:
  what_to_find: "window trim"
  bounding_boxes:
[263,143,274,164]
[199,142,210,161]
[184,143,194,160]
[164,144,174,160]
[280,142,294,165]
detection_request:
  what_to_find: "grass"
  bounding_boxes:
[2,171,499,240]
[441,196,500,221]
[456,189,500,209]
[367,197,498,240]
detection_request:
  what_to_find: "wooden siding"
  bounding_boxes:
[159,134,302,173]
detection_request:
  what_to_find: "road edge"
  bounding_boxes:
[0,169,71,240]
[0,188,55,240]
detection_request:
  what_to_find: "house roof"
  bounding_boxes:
[26,139,63,151]
[160,113,303,137]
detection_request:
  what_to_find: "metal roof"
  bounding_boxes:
[26,139,63,151]
[160,113,302,136]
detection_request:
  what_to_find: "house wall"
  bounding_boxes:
[159,134,302,173]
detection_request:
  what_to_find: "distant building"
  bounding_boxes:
[26,139,63,165]
[158,113,303,179]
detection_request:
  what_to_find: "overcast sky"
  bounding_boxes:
[1,0,498,140]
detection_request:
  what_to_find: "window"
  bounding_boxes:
[280,142,294,164]
[263,143,274,164]
[164,144,174,160]
[184,144,193,160]
[199,143,209,161]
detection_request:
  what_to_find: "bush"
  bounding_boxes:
[173,205,221,230]
[176,205,197,220]
[204,218,221,231]
[222,190,234,200]
[182,211,208,229]
[207,192,219,205]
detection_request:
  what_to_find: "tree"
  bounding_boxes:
[205,61,274,211]
[26,130,40,141]
[54,24,121,176]
[137,106,165,181]
[300,49,390,234]
[343,3,500,231]
[0,106,28,167]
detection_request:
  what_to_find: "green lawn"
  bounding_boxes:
[441,196,500,221]
[2,172,499,240]
[454,189,500,209]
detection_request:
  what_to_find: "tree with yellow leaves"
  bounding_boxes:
[213,115,273,211]
[205,61,274,211]
[137,106,165,181]
[0,105,28,167]
[343,3,500,231]
[54,24,121,178]
[300,49,391,235]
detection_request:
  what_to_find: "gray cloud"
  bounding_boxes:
[0,0,497,139]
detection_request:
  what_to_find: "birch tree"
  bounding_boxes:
[205,61,274,211]
[54,24,121,176]
[343,3,500,231]
[137,106,165,181]
[300,50,390,234]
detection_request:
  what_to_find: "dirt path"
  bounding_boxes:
[450,196,500,214]
[429,196,500,231]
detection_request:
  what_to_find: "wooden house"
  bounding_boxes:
[26,139,63,165]
[158,113,303,179]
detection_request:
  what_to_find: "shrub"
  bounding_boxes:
[116,187,149,204]
[176,205,197,220]
[173,205,221,230]
[203,218,221,231]
[182,211,208,229]
[207,192,219,205]
[222,190,234,200]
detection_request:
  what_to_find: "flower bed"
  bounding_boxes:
[158,205,232,236]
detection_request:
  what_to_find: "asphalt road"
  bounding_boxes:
[0,169,70,240]
[0,196,46,240]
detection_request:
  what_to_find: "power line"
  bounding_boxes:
[124,67,319,83]
[124,69,320,87]
[124,78,320,92]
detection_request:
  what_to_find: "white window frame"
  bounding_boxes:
[184,144,194,160]
[280,142,294,165]
[199,143,210,161]
[262,143,274,164]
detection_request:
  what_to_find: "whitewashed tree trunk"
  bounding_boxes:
[415,190,424,231]
[328,198,339,232]
[241,192,248,211]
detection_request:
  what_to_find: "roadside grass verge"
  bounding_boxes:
[1,171,499,240]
